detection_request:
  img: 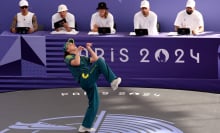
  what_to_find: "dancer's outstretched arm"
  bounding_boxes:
[86,43,98,63]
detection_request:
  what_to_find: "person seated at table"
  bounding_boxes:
[10,0,38,34]
[134,0,158,35]
[52,4,75,32]
[174,0,204,35]
[90,2,115,33]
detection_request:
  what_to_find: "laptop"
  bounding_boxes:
[98,27,111,34]
[177,28,190,35]
[16,27,30,34]
[54,18,67,29]
[135,29,148,36]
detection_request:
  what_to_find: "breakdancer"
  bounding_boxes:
[64,38,121,132]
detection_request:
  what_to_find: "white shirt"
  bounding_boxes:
[17,12,34,29]
[174,10,204,32]
[90,12,115,33]
[134,11,158,35]
[52,12,75,30]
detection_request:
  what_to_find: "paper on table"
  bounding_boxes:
[88,31,117,35]
[88,31,99,35]
[50,30,79,35]
[167,32,178,36]
[129,32,136,36]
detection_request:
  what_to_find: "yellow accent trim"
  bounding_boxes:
[90,64,97,74]
[82,73,89,79]
[65,55,73,60]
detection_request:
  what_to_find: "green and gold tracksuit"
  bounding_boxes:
[65,54,117,128]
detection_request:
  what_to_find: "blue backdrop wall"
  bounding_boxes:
[0,0,219,32]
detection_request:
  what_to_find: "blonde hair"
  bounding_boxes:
[104,10,109,18]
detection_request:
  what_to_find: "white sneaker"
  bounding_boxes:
[78,125,96,132]
[111,77,122,91]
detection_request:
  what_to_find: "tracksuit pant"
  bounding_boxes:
[79,58,117,128]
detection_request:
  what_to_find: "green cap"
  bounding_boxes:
[63,38,74,52]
